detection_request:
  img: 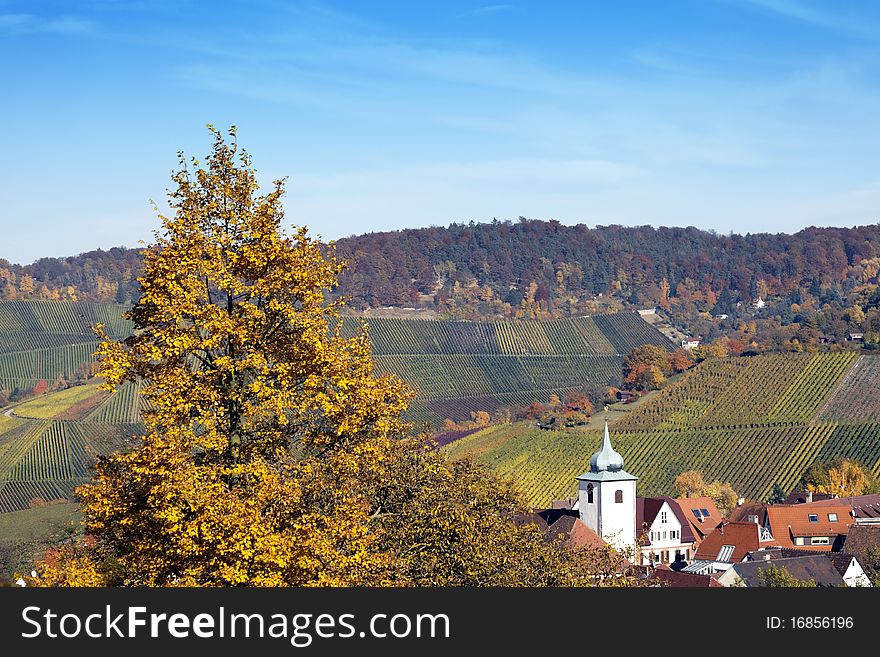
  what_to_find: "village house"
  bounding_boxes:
[636,496,696,566]
[646,564,723,587]
[683,521,780,575]
[842,525,880,569]
[680,337,701,349]
[675,496,723,548]
[802,494,880,525]
[765,504,853,550]
[716,555,845,587]
[514,507,607,550]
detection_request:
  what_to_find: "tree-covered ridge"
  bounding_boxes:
[6,220,880,330]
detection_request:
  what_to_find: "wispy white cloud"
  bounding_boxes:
[735,0,880,37]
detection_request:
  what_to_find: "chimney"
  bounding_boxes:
[806,491,813,504]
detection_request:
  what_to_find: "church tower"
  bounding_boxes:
[577,419,638,553]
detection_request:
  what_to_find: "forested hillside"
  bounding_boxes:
[5,221,880,352]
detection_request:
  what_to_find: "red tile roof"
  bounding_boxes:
[694,521,781,563]
[675,496,723,546]
[765,505,853,550]
[801,494,880,520]
[515,509,607,550]
[650,564,724,588]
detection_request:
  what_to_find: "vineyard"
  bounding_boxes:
[0,418,137,513]
[615,352,858,431]
[0,301,130,390]
[446,351,880,508]
[8,301,880,515]
[816,355,880,422]
[0,302,672,427]
[0,302,678,511]
[447,420,880,508]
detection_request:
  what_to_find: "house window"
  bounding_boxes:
[587,484,594,504]
[828,513,838,522]
[717,545,735,562]
[747,514,758,524]
[662,531,667,540]
[811,537,830,545]
[615,490,623,503]
[650,532,655,542]
[795,537,805,546]
[808,514,819,523]
[670,530,677,540]
[661,511,667,523]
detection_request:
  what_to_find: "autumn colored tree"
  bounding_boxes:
[802,459,877,497]
[623,344,668,390]
[704,480,739,517]
[665,349,693,374]
[673,470,739,516]
[31,128,637,588]
[674,470,707,498]
[32,380,49,396]
[808,459,872,498]
[756,565,816,588]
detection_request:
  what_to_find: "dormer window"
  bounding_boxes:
[717,545,735,562]
[808,514,819,523]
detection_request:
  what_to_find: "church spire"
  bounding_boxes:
[589,418,625,473]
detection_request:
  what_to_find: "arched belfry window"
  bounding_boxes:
[615,489,623,503]
[587,484,594,504]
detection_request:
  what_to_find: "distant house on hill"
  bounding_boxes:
[681,337,701,349]
[753,297,766,309]
[616,390,635,402]
[636,496,696,566]
[637,308,657,316]
[848,332,865,343]
[716,555,845,587]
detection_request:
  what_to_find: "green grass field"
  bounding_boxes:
[0,502,81,579]
[12,382,104,419]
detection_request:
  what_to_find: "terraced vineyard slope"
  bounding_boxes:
[0,301,131,391]
[339,314,672,427]
[447,352,880,507]
[0,301,674,511]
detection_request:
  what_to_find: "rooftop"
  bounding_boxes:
[727,556,845,587]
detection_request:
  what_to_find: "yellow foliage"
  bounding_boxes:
[31,128,642,588]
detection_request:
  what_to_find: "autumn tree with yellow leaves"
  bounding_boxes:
[31,127,640,587]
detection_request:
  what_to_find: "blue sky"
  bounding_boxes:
[2,0,880,264]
